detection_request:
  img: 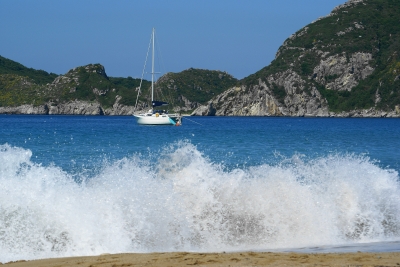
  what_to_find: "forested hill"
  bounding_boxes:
[0,55,58,84]
[193,0,400,117]
[0,56,236,115]
[0,57,148,114]
[152,68,237,111]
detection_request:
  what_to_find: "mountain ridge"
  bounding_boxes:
[192,0,400,117]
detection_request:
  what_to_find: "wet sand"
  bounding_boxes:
[4,251,400,267]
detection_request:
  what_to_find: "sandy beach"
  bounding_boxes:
[4,251,400,267]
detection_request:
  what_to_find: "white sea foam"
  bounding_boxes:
[1,142,400,262]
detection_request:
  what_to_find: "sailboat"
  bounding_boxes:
[134,28,182,125]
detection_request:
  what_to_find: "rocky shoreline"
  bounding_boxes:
[0,100,136,116]
[1,100,399,117]
[192,101,400,118]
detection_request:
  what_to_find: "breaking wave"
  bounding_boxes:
[1,142,400,262]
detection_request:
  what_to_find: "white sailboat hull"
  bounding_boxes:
[134,114,180,125]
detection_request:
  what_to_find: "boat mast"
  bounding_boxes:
[151,27,155,103]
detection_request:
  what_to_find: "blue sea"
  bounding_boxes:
[1,115,400,262]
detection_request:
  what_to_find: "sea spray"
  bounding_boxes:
[1,142,400,262]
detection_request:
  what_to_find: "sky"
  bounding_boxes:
[0,0,346,80]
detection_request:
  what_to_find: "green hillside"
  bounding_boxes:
[151,68,238,110]
[0,57,149,109]
[0,74,48,107]
[0,56,235,112]
[44,64,149,109]
[243,0,400,112]
[0,55,57,84]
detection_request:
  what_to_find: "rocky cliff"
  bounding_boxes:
[192,0,400,117]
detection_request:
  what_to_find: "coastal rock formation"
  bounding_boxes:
[192,71,329,117]
[47,101,103,115]
[154,69,237,112]
[330,108,399,118]
[103,95,136,115]
[313,52,374,91]
[191,51,383,117]
[0,63,142,115]
[192,0,400,117]
[0,102,104,115]
[0,101,139,116]
[0,105,48,115]
[177,95,200,112]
